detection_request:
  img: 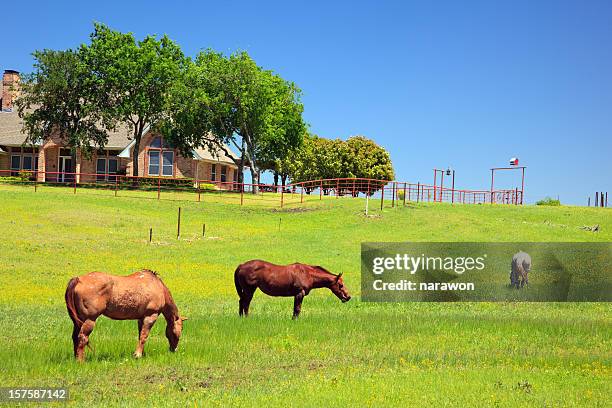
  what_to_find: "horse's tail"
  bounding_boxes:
[65,277,83,326]
[234,266,244,298]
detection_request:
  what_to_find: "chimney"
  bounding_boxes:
[2,70,20,112]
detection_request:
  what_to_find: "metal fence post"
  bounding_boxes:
[157,177,161,200]
[403,182,407,206]
[280,188,284,208]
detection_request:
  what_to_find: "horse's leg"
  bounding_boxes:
[293,290,305,320]
[71,322,81,357]
[76,319,96,362]
[134,313,159,358]
[242,287,255,317]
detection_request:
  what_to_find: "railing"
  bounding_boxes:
[0,170,524,208]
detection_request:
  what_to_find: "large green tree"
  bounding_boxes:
[285,135,394,195]
[162,50,305,190]
[16,48,110,155]
[86,23,186,177]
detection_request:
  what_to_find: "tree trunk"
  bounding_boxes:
[273,172,279,187]
[132,137,141,177]
[238,140,245,185]
[250,168,260,194]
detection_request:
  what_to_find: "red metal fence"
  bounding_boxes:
[0,170,523,208]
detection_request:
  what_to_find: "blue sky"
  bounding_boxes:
[1,0,610,204]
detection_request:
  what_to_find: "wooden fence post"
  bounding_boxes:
[177,207,181,239]
[380,185,384,210]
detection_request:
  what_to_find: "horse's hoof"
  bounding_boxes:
[133,352,143,359]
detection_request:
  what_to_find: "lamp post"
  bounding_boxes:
[446,168,455,204]
[433,167,454,203]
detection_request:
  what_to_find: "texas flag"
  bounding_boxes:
[509,157,519,166]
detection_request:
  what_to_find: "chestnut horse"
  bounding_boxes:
[234,260,351,319]
[64,270,187,361]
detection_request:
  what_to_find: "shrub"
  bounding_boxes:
[536,197,561,206]
[397,189,405,201]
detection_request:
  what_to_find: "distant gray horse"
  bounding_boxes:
[510,251,531,289]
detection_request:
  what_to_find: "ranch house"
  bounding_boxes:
[0,70,239,186]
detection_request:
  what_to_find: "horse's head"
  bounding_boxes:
[329,273,351,303]
[166,315,188,352]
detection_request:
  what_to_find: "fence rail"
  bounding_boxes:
[0,170,523,208]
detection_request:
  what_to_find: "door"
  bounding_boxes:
[59,156,73,182]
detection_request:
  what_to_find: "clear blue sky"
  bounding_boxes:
[2,0,611,204]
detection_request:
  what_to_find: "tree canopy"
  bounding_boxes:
[86,22,187,176]
[15,48,110,156]
[161,50,306,188]
[285,135,394,194]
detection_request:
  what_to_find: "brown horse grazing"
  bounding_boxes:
[234,260,351,319]
[64,270,187,362]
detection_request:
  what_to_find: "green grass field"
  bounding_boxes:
[0,184,610,407]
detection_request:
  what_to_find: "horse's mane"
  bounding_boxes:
[141,269,160,277]
[311,265,337,277]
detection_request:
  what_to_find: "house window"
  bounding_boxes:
[150,136,162,148]
[220,165,227,182]
[162,151,174,176]
[11,155,20,176]
[147,136,174,177]
[96,157,119,182]
[148,151,160,176]
[211,164,217,181]
[22,156,33,170]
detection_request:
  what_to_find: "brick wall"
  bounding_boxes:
[0,152,8,171]
[2,70,20,111]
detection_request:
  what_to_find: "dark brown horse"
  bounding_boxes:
[234,260,351,319]
[64,270,187,361]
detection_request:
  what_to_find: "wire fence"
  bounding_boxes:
[0,170,523,209]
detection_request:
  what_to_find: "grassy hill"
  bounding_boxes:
[0,184,610,407]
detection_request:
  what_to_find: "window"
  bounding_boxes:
[22,156,33,170]
[150,136,162,148]
[147,136,173,177]
[108,158,118,178]
[11,155,20,176]
[97,157,119,182]
[162,151,174,176]
[220,165,227,182]
[9,152,38,177]
[148,151,160,176]
[211,164,217,181]
[96,158,106,181]
[233,169,238,182]
[11,155,21,169]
